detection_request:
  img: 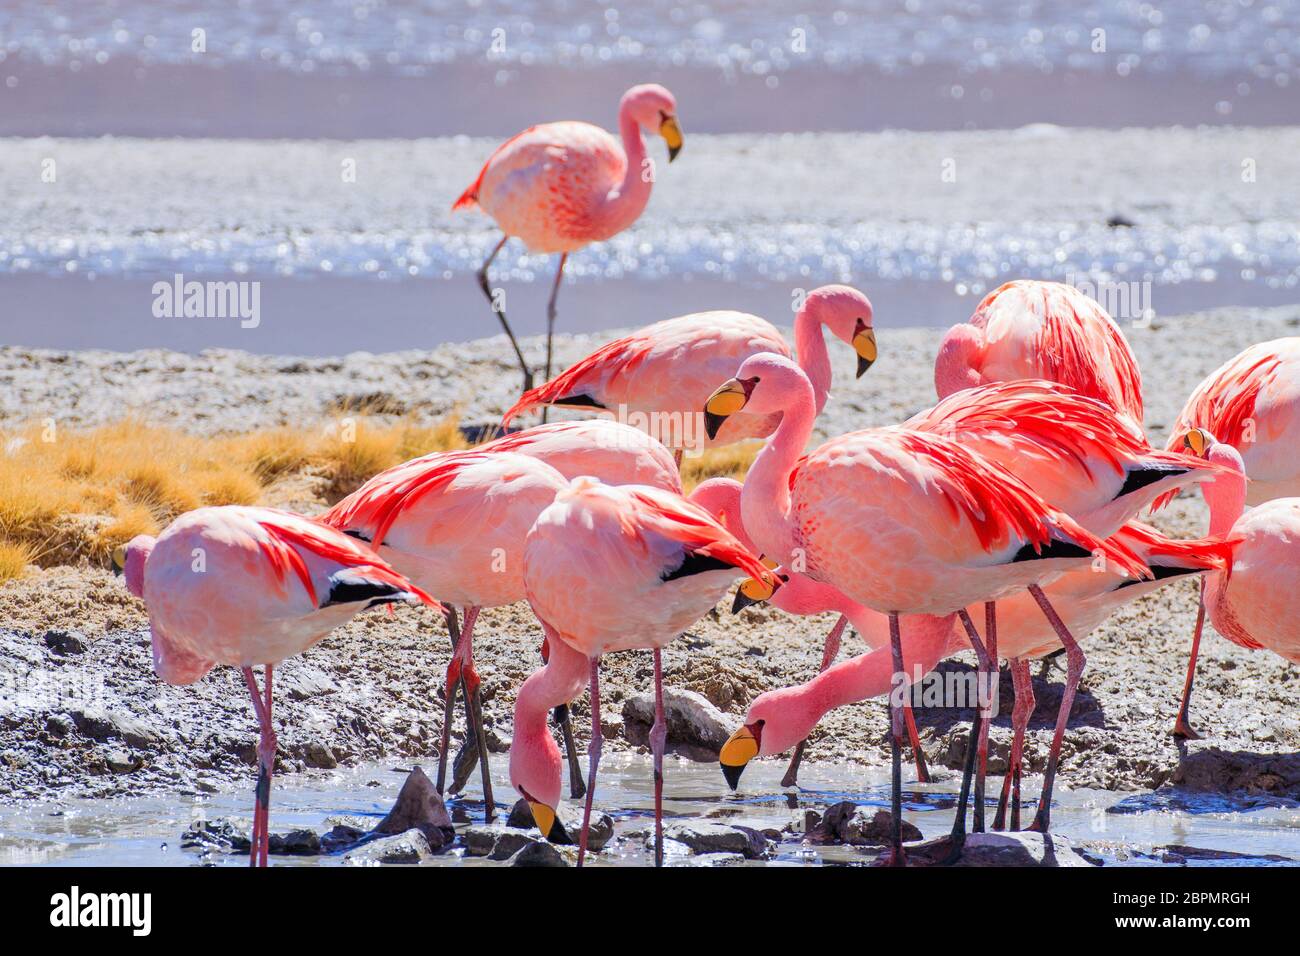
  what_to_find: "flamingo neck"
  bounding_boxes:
[510,629,590,808]
[741,375,816,565]
[601,110,653,235]
[1204,451,1248,538]
[792,306,833,416]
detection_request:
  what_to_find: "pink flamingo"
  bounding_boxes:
[321,451,569,820]
[703,353,1150,862]
[511,478,776,866]
[935,279,1144,423]
[690,477,934,785]
[1169,428,1300,738]
[718,522,1230,831]
[113,506,439,867]
[453,84,684,391]
[1165,338,1300,505]
[501,285,877,452]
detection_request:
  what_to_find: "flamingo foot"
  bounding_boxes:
[1172,716,1201,740]
[780,740,807,789]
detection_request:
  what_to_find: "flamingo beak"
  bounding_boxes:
[853,319,877,378]
[731,559,782,613]
[703,378,751,440]
[1182,428,1210,457]
[660,115,683,162]
[111,545,126,577]
[718,722,761,790]
[528,801,557,841]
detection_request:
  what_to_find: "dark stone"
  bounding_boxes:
[820,802,922,846]
[268,828,321,856]
[301,742,338,769]
[344,829,433,865]
[664,822,769,859]
[181,819,251,854]
[508,841,568,867]
[320,824,365,853]
[371,766,454,850]
[903,831,1095,867]
[502,798,613,851]
[44,630,87,655]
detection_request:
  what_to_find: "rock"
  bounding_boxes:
[664,822,768,859]
[344,829,433,865]
[268,828,321,856]
[320,824,365,853]
[44,714,74,738]
[181,819,251,854]
[372,766,454,850]
[1170,748,1300,799]
[462,824,541,860]
[623,687,736,759]
[44,630,87,655]
[504,799,535,830]
[489,831,544,861]
[508,841,568,867]
[819,803,922,846]
[301,742,338,770]
[105,749,140,774]
[905,831,1096,867]
[280,666,335,701]
[687,852,747,867]
[71,709,161,749]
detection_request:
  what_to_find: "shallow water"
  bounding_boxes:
[2,753,1297,866]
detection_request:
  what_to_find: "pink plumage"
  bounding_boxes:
[935,279,1144,424]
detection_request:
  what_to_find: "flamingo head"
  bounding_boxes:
[509,738,564,842]
[805,285,877,377]
[621,84,682,162]
[703,352,808,440]
[113,533,156,599]
[933,323,986,399]
[719,682,822,789]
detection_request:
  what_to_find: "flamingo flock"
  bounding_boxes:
[115,83,1300,867]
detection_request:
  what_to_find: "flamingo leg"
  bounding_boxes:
[1172,579,1207,740]
[476,234,533,394]
[456,606,495,821]
[782,614,847,787]
[973,601,998,833]
[948,609,994,859]
[1025,584,1084,833]
[242,665,276,868]
[884,612,907,866]
[577,657,602,868]
[435,606,461,795]
[902,701,931,784]
[994,657,1034,831]
[553,705,587,799]
[542,252,568,392]
[650,648,668,868]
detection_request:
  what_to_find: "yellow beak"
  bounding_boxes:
[111,545,126,577]
[853,324,878,378]
[660,115,683,162]
[528,801,557,840]
[704,378,749,440]
[718,724,760,790]
[1182,428,1209,456]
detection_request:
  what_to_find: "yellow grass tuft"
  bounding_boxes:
[0,413,467,571]
[680,441,762,493]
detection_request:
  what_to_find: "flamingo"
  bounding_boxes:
[112,506,439,867]
[500,284,877,453]
[453,83,684,392]
[320,451,569,821]
[935,279,1144,423]
[1169,428,1300,739]
[702,353,1151,862]
[717,522,1230,833]
[511,478,776,866]
[1165,338,1300,505]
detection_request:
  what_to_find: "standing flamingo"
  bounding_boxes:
[501,285,877,452]
[1169,428,1300,738]
[703,353,1149,862]
[453,84,684,391]
[112,506,439,867]
[512,478,776,865]
[321,451,569,821]
[1165,338,1300,505]
[935,279,1144,423]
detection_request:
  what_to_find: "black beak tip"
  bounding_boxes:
[704,411,726,441]
[668,144,681,163]
[730,589,755,614]
[856,356,875,379]
[720,761,745,791]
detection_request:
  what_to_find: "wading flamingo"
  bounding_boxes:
[321,451,569,821]
[500,285,877,454]
[1165,338,1300,505]
[690,477,935,785]
[453,84,684,392]
[703,353,1149,862]
[935,279,1143,423]
[113,506,438,867]
[513,478,776,866]
[1169,429,1300,738]
[717,523,1229,835]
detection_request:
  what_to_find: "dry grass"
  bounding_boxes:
[680,441,762,493]
[0,415,466,582]
[0,415,757,585]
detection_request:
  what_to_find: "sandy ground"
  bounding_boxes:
[2,303,1300,806]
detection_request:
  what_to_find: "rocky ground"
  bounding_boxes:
[2,304,1300,808]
